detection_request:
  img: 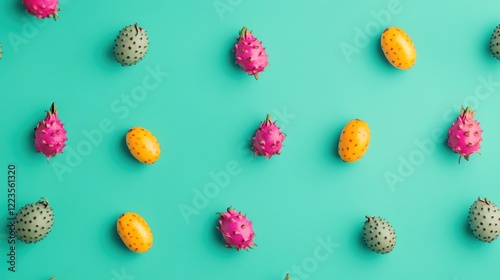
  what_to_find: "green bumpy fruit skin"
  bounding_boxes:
[363,216,396,254]
[490,25,500,60]
[469,197,500,242]
[114,23,149,66]
[15,198,54,244]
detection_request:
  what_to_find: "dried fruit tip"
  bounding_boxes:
[285,274,291,280]
[239,26,249,38]
[39,197,50,207]
[49,102,57,114]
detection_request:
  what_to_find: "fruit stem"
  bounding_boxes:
[265,114,271,122]
[134,23,140,36]
[484,198,491,205]
[239,26,248,38]
[253,73,259,80]
[285,274,291,280]
[40,197,50,207]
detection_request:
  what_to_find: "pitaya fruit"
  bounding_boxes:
[114,23,149,66]
[34,103,67,162]
[15,197,54,243]
[234,27,269,80]
[252,114,286,158]
[216,207,256,251]
[468,197,500,242]
[22,0,60,20]
[447,106,483,163]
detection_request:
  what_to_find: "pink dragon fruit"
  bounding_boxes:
[34,103,67,162]
[216,207,256,251]
[234,27,269,80]
[252,114,286,158]
[447,106,483,163]
[22,0,60,20]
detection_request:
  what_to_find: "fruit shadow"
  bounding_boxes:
[113,131,144,169]
[1,217,35,255]
[329,123,344,162]
[240,122,257,161]
[21,109,45,162]
[373,36,397,72]
[347,219,384,260]
[207,214,238,258]
[95,31,121,70]
[482,25,495,61]
[459,209,489,246]
[105,216,139,257]
[436,123,456,162]
[10,0,25,16]
[225,37,247,80]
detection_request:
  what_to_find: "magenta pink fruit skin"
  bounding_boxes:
[22,0,59,19]
[217,207,256,251]
[234,28,269,77]
[34,107,67,160]
[252,115,285,158]
[447,106,482,160]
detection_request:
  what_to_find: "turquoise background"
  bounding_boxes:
[1,0,500,279]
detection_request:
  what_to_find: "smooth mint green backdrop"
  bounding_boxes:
[2,0,500,279]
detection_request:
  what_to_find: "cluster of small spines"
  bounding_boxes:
[339,120,368,161]
[217,208,256,251]
[117,213,152,252]
[34,121,66,152]
[234,27,269,80]
[16,199,53,243]
[23,0,60,20]
[382,28,415,68]
[363,216,396,254]
[448,107,482,163]
[469,198,500,243]
[114,23,148,66]
[34,103,67,160]
[490,25,500,59]
[126,127,159,163]
[252,115,285,158]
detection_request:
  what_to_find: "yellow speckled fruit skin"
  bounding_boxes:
[381,27,416,70]
[338,119,370,162]
[117,212,153,253]
[126,127,161,164]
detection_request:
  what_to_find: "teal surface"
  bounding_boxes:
[1,0,500,279]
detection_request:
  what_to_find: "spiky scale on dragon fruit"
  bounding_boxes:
[34,103,67,162]
[234,27,269,80]
[217,207,256,251]
[447,106,483,163]
[22,0,60,20]
[252,114,286,158]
